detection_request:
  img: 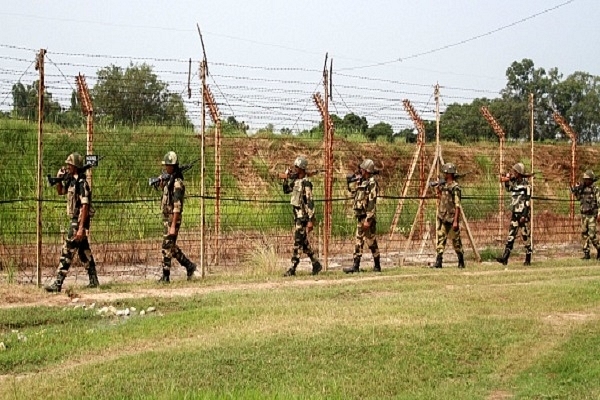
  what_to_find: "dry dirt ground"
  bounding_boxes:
[2,262,599,310]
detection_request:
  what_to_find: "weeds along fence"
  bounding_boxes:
[0,45,594,284]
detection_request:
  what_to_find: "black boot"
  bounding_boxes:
[524,253,532,266]
[457,252,465,269]
[311,260,322,275]
[496,248,511,266]
[158,269,170,283]
[343,258,361,274]
[86,262,100,288]
[45,273,66,293]
[373,256,381,272]
[582,251,591,260]
[597,250,600,260]
[433,253,443,268]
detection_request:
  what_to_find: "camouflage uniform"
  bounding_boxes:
[497,163,532,266]
[572,170,600,259]
[45,153,99,292]
[159,151,196,282]
[344,159,380,273]
[283,156,322,276]
[435,180,464,267]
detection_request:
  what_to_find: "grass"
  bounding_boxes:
[1,259,600,399]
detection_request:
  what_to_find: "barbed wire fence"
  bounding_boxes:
[0,43,591,286]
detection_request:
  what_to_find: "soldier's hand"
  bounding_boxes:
[306,220,313,233]
[519,216,527,224]
[452,222,459,231]
[74,227,85,241]
[362,220,371,230]
[57,167,66,178]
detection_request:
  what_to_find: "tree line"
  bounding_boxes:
[4,59,600,143]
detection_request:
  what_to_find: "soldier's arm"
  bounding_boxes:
[453,186,461,228]
[365,180,378,221]
[304,181,315,221]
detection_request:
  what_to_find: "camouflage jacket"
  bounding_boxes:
[574,184,600,216]
[65,173,92,221]
[350,176,378,220]
[505,177,531,216]
[283,177,315,221]
[161,176,185,216]
[437,180,461,223]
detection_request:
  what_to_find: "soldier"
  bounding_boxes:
[282,156,322,276]
[158,151,197,283]
[343,158,380,273]
[432,162,464,268]
[496,162,532,266]
[45,153,99,292]
[571,170,600,259]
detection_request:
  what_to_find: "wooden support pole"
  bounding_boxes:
[35,48,46,287]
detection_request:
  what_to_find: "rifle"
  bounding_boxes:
[571,179,598,194]
[346,169,380,184]
[47,155,105,186]
[149,158,200,189]
[430,171,469,188]
[277,167,322,180]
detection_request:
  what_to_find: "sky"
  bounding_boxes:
[1,0,598,132]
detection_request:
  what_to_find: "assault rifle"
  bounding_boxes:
[430,171,469,188]
[47,155,104,186]
[571,178,598,194]
[149,158,200,189]
[277,167,322,180]
[346,169,380,184]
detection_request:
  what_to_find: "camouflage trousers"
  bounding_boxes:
[436,219,463,255]
[354,216,380,260]
[580,214,600,252]
[56,219,96,277]
[162,216,192,271]
[505,213,532,253]
[291,219,317,266]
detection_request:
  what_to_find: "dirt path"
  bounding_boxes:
[3,263,600,309]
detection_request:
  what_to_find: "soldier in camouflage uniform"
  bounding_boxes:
[282,156,322,276]
[158,151,197,283]
[344,159,380,273]
[45,153,99,292]
[432,163,464,269]
[571,170,600,260]
[496,162,533,266]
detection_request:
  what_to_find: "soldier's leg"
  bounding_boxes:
[581,215,591,259]
[298,222,322,275]
[285,220,304,276]
[434,219,449,268]
[521,219,532,265]
[586,215,600,259]
[497,216,518,265]
[450,226,464,268]
[160,219,176,283]
[344,218,364,273]
[364,219,380,272]
[45,221,80,292]
[77,237,99,288]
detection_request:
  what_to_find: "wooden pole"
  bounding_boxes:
[35,49,46,287]
[529,93,535,253]
[200,60,206,278]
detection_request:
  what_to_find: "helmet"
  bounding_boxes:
[360,159,375,173]
[512,163,526,175]
[65,153,84,169]
[441,163,457,175]
[583,170,595,180]
[162,151,178,166]
[294,156,308,170]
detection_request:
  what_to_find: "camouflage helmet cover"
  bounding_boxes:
[360,158,375,173]
[65,152,84,169]
[162,151,178,166]
[583,169,595,180]
[294,156,308,170]
[441,162,457,175]
[512,162,526,175]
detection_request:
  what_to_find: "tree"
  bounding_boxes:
[11,81,64,123]
[365,122,393,142]
[342,113,368,134]
[92,63,191,127]
[554,72,600,142]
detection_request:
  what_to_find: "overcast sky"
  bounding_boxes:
[1,0,598,131]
